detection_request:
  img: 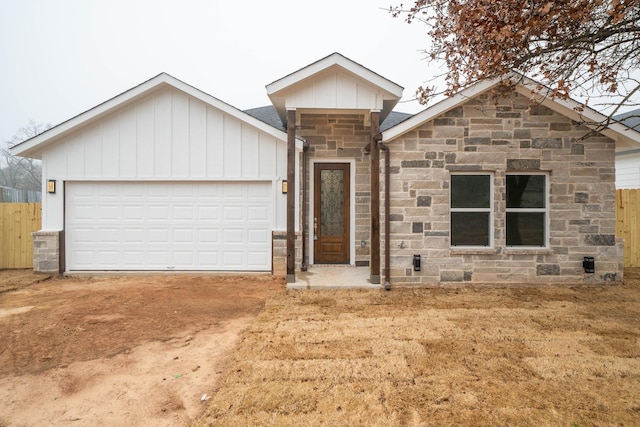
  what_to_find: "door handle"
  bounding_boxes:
[314,217,318,240]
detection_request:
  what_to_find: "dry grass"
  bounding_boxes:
[192,269,640,426]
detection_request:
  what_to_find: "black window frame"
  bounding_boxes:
[505,173,548,248]
[449,173,493,248]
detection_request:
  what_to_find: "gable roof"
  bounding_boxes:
[615,108,640,131]
[266,52,404,126]
[383,75,640,151]
[11,73,292,159]
[244,105,413,132]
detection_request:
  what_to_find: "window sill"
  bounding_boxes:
[448,248,554,256]
[450,248,497,255]
[503,248,552,255]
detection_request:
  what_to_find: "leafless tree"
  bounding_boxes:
[1,121,51,191]
[390,0,640,122]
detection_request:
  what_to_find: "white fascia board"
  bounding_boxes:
[382,77,502,141]
[11,73,289,159]
[266,53,404,99]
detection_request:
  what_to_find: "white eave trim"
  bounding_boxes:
[266,52,404,99]
[11,73,290,158]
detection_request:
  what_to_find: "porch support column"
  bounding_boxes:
[286,109,296,283]
[370,111,381,284]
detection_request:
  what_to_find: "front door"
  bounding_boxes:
[313,163,350,264]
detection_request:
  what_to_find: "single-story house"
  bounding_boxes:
[11,53,640,286]
[614,108,640,189]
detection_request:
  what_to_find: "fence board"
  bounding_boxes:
[616,189,640,268]
[0,203,42,269]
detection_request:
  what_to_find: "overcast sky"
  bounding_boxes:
[0,0,436,143]
[3,1,636,146]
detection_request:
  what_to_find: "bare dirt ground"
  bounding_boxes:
[194,269,640,427]
[2,269,640,426]
[0,270,283,427]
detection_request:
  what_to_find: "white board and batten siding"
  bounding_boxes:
[283,69,388,111]
[40,85,290,271]
[616,153,640,189]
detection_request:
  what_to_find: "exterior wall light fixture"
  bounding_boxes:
[583,256,595,273]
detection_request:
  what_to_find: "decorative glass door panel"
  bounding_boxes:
[314,163,350,264]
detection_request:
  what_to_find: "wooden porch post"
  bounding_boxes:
[286,109,296,283]
[370,111,381,284]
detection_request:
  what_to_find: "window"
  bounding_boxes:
[450,173,492,247]
[506,174,547,247]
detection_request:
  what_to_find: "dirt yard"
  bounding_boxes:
[194,270,640,427]
[2,270,640,426]
[0,270,283,426]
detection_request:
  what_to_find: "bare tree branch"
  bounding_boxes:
[1,121,50,191]
[389,0,640,124]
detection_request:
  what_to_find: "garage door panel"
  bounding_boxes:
[174,205,195,220]
[198,185,221,198]
[174,251,196,266]
[223,185,244,199]
[148,186,171,199]
[98,228,120,243]
[98,251,121,266]
[173,228,195,243]
[223,229,244,244]
[124,205,145,219]
[72,205,96,220]
[122,251,146,265]
[148,250,170,264]
[71,251,95,267]
[148,228,169,243]
[197,206,219,221]
[248,229,269,244]
[248,252,269,267]
[149,206,170,220]
[72,227,95,243]
[198,229,219,243]
[66,182,271,271]
[223,206,244,221]
[223,251,243,267]
[248,206,269,221]
[122,184,145,198]
[198,251,220,266]
[123,228,145,242]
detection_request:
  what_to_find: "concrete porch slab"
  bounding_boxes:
[287,266,381,290]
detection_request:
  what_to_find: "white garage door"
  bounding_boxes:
[65,182,272,271]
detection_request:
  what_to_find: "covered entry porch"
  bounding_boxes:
[266,53,404,287]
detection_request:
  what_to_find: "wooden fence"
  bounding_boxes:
[0,203,42,269]
[616,189,640,268]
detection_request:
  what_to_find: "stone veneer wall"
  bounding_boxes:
[298,113,372,266]
[272,231,302,276]
[383,90,623,285]
[32,230,61,274]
